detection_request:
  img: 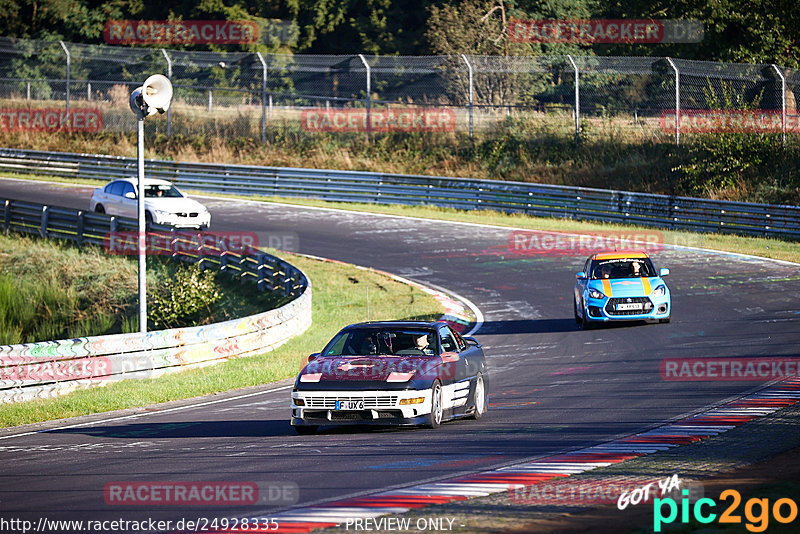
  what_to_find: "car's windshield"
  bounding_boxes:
[591,258,655,279]
[144,184,183,198]
[322,329,435,356]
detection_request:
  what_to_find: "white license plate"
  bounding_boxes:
[335,400,364,410]
[616,303,643,311]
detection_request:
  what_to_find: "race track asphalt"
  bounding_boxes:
[1,178,798,531]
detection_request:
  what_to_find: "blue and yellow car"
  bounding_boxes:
[574,251,671,328]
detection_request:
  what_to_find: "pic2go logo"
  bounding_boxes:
[654,489,798,532]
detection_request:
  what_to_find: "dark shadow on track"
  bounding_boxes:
[478,318,656,335]
[51,420,297,439]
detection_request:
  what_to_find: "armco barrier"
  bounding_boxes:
[0,197,311,403]
[0,147,798,239]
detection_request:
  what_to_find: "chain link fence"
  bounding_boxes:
[0,37,796,143]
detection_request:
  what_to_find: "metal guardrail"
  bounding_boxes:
[0,195,311,403]
[0,147,798,240]
[1,196,307,297]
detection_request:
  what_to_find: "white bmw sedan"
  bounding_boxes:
[90,178,211,229]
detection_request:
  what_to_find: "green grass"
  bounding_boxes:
[0,233,139,343]
[0,252,446,427]
[0,232,289,342]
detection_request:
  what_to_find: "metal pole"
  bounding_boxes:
[137,117,147,333]
[161,49,172,137]
[256,52,267,143]
[59,41,70,114]
[358,54,371,133]
[666,57,680,145]
[772,64,787,145]
[461,54,474,137]
[567,55,579,144]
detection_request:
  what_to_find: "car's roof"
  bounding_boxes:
[341,321,445,331]
[591,251,650,261]
[110,178,174,186]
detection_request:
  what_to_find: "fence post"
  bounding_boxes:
[161,49,172,138]
[40,206,49,239]
[771,64,787,145]
[566,55,579,144]
[208,90,213,112]
[666,57,680,145]
[256,52,268,143]
[59,41,70,114]
[3,199,10,233]
[358,54,371,134]
[76,210,84,246]
[461,54,474,137]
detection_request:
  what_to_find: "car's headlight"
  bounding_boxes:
[153,209,171,217]
[387,371,415,382]
[299,372,322,383]
[588,289,605,299]
[652,285,667,297]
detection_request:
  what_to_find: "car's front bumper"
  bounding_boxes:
[584,294,670,322]
[152,211,211,229]
[291,388,433,427]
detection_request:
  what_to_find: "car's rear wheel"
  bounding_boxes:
[469,373,487,420]
[94,204,105,214]
[294,425,318,435]
[426,380,443,429]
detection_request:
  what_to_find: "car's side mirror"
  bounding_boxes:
[463,336,481,348]
[124,191,136,199]
[576,272,587,280]
[441,351,459,363]
[307,353,320,363]
[659,268,670,277]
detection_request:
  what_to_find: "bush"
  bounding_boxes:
[148,263,223,329]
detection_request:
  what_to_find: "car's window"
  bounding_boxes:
[591,258,656,279]
[322,329,435,356]
[120,182,135,198]
[145,184,183,198]
[106,181,124,196]
[453,329,467,351]
[439,328,458,353]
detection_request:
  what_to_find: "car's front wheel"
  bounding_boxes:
[426,380,443,429]
[574,298,581,325]
[469,373,487,420]
[581,310,594,330]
